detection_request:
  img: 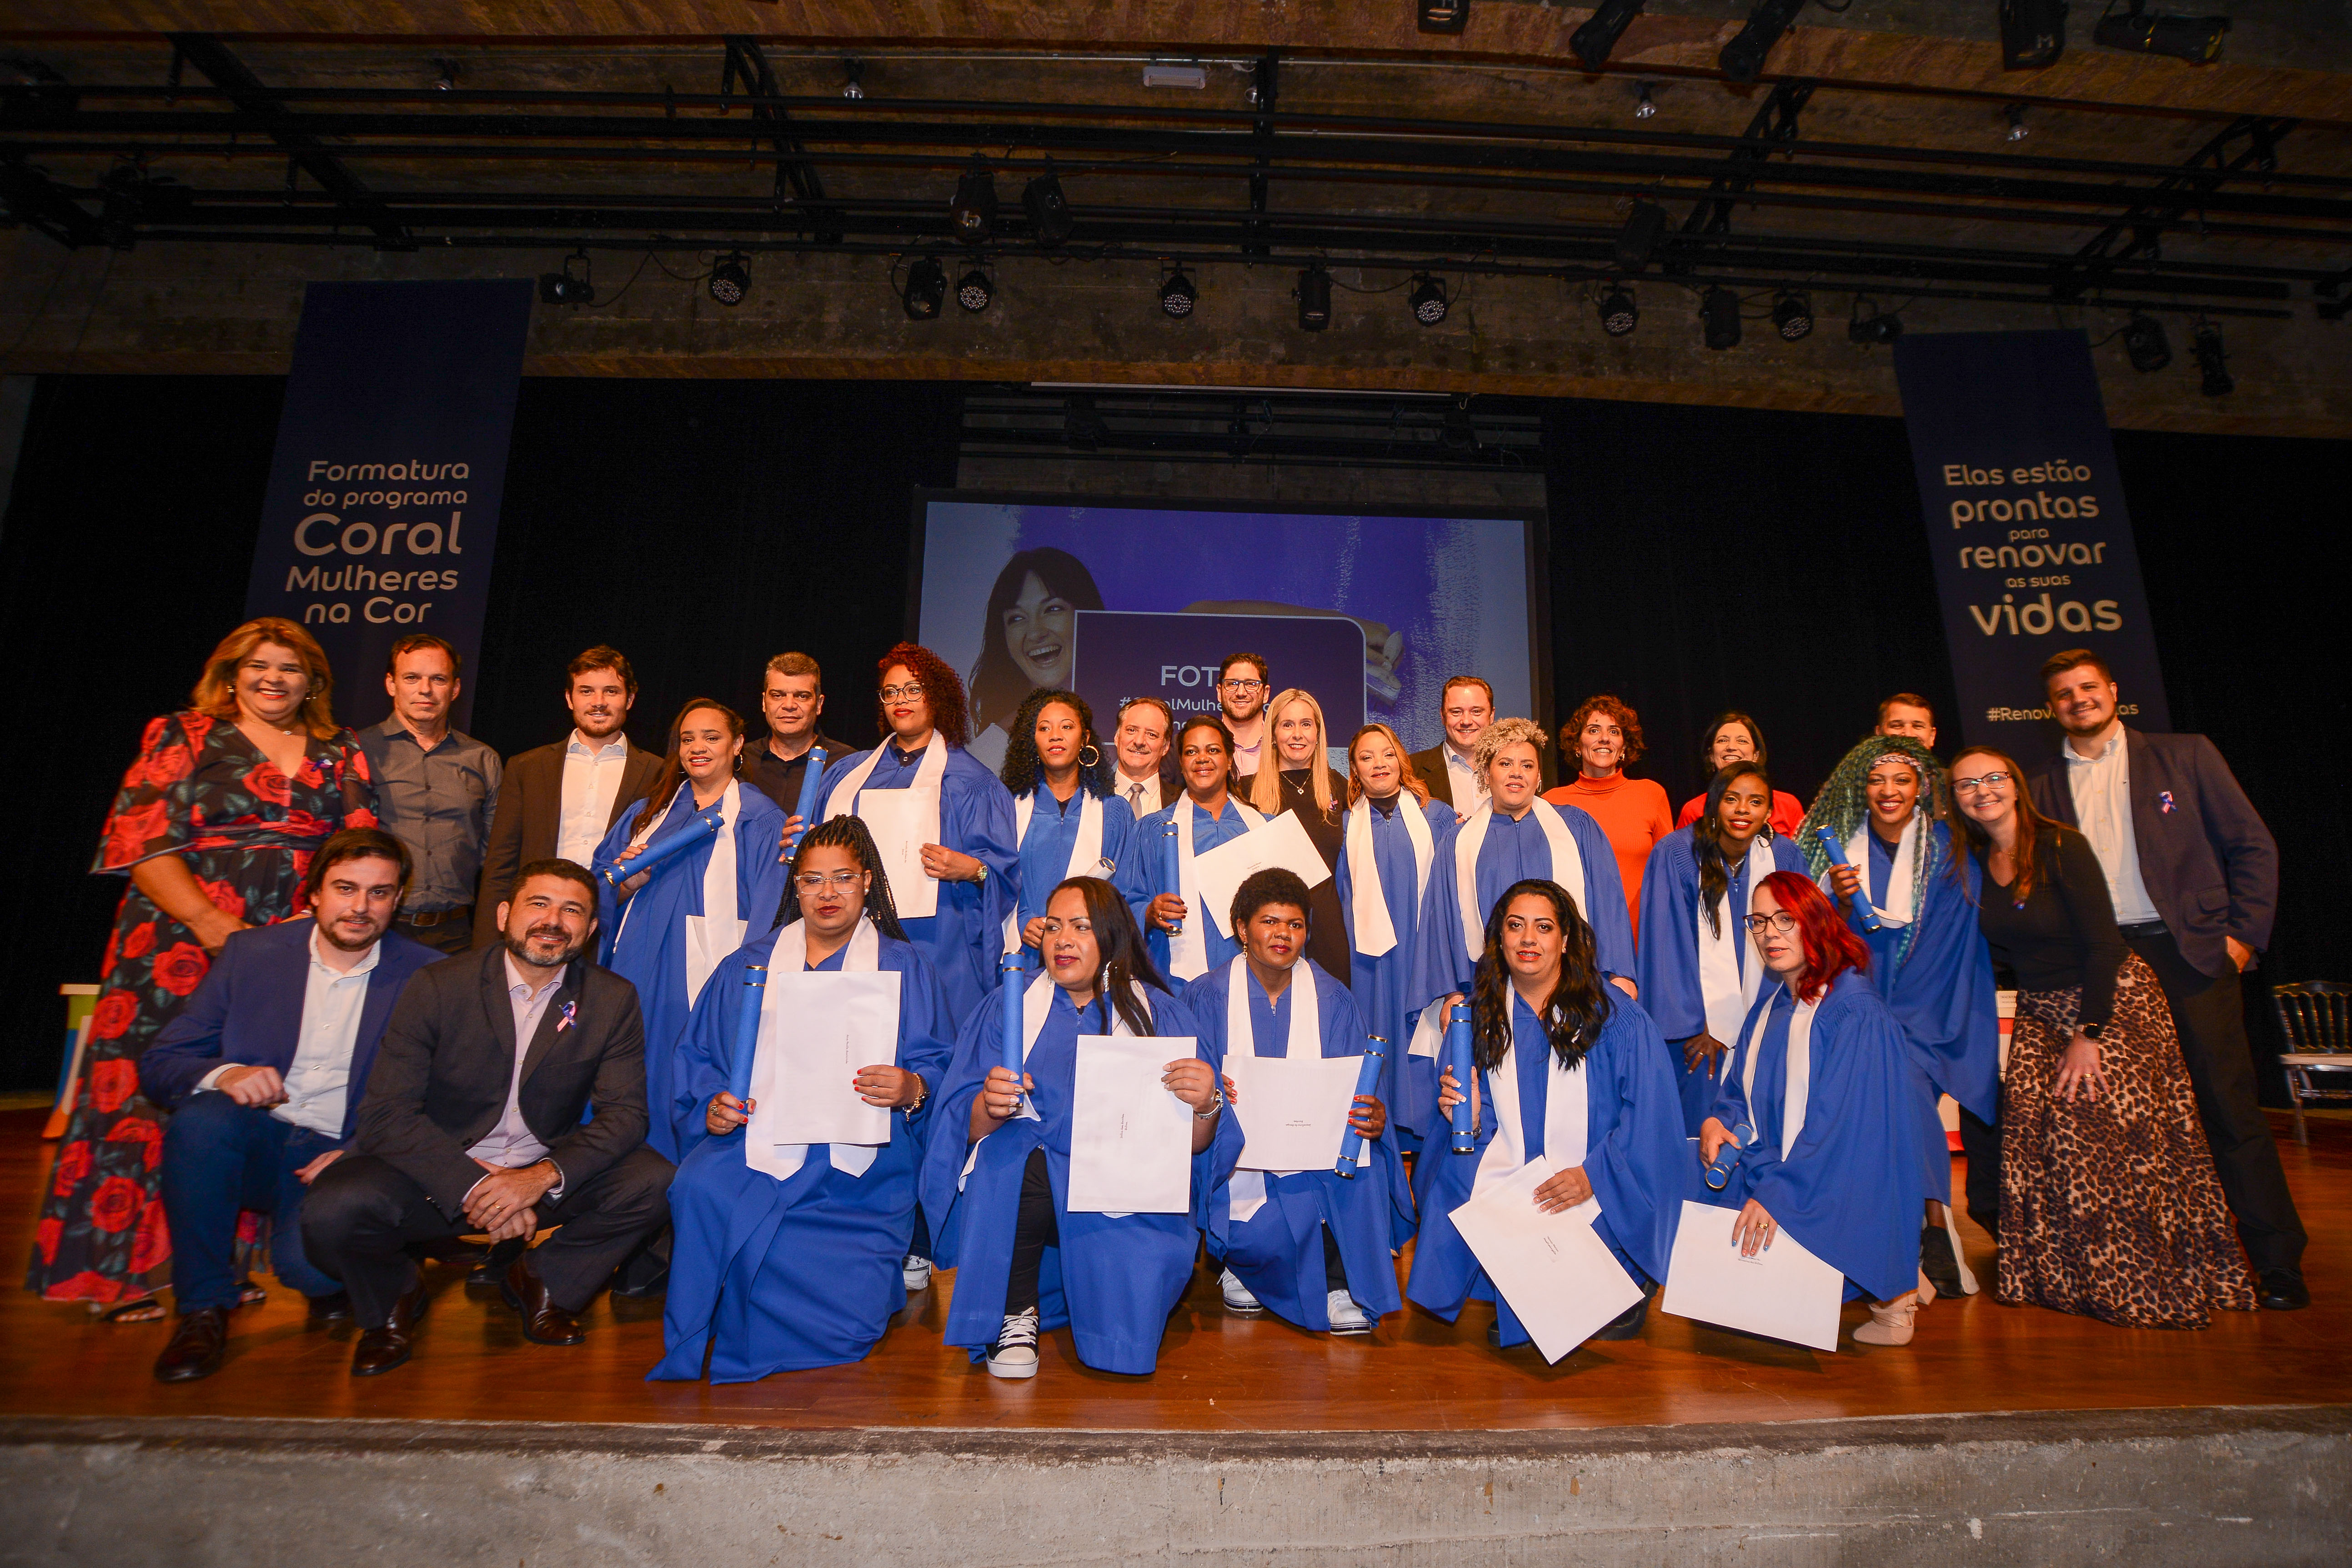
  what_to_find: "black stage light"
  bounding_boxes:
[841,57,865,100]
[2193,322,2232,397]
[901,255,946,320]
[1440,399,1478,453]
[1701,286,1742,350]
[1160,267,1198,319]
[1598,285,1638,337]
[1023,165,1074,248]
[707,252,750,306]
[1771,289,1813,340]
[1635,82,1659,120]
[1065,394,1108,451]
[1296,262,1333,331]
[1999,0,2067,70]
[1572,0,1647,71]
[1418,0,1470,35]
[1613,200,1668,270]
[948,156,998,245]
[2122,312,2172,371]
[1720,0,1808,84]
[956,268,993,313]
[2093,1,2228,63]
[537,250,594,306]
[1848,300,1903,344]
[2006,103,2030,141]
[1409,275,1450,326]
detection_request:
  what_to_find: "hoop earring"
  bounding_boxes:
[1078,744,1102,769]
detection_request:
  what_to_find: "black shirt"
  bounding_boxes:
[1974,824,2129,1029]
[747,732,853,821]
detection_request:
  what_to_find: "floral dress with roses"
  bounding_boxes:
[27,711,376,1304]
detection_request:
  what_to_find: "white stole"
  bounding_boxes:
[1344,796,1434,959]
[1454,798,1586,959]
[1221,955,1323,1223]
[1474,1011,1590,1197]
[615,779,742,1008]
[750,915,885,1180]
[1003,788,1113,947]
[1169,796,1267,981]
[1740,986,1818,1158]
[827,731,948,914]
[1697,834,1778,1045]
[1844,813,1920,927]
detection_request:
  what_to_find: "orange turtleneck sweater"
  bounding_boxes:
[1540,771,1675,938]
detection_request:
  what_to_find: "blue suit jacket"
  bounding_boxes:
[139,919,442,1142]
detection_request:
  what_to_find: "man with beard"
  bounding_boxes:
[140,829,440,1383]
[1217,652,1272,781]
[303,860,672,1375]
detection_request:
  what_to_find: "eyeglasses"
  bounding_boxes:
[878,682,925,702]
[794,871,868,892]
[1743,912,1798,934]
[1951,771,2013,794]
[1220,678,1265,693]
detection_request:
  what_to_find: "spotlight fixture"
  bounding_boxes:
[948,156,998,245]
[431,58,460,92]
[840,57,865,100]
[1295,262,1333,332]
[1159,266,1198,319]
[1771,289,1814,341]
[1409,275,1450,326]
[1701,286,1742,350]
[707,252,750,306]
[956,267,993,313]
[1439,399,1478,453]
[1848,298,1903,345]
[537,250,594,306]
[1022,164,1075,248]
[1999,0,2067,70]
[1613,200,1668,271]
[1065,394,1108,452]
[2005,103,2030,142]
[2122,312,2172,372]
[1418,0,1471,35]
[2192,322,2233,397]
[2093,1,2228,63]
[1635,82,1658,120]
[1571,0,1647,71]
[901,254,946,320]
[1720,0,1808,84]
[1597,285,1638,337]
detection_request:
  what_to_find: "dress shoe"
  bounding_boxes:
[351,1278,428,1377]
[306,1291,352,1326]
[2258,1271,2312,1312]
[154,1307,231,1383]
[501,1259,585,1347]
[467,1236,527,1288]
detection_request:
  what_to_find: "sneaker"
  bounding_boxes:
[987,1308,1039,1379]
[902,1254,933,1293]
[1219,1268,1264,1315]
[1326,1290,1373,1335]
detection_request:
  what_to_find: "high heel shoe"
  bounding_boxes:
[1854,1291,1920,1347]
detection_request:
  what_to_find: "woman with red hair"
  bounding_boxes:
[1697,870,1932,1346]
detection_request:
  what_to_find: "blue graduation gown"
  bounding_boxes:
[1013,787,1148,940]
[1124,797,1259,984]
[591,781,790,1162]
[1334,795,1459,1149]
[1703,970,1926,1304]
[1188,959,1415,1330]
[649,929,953,1382]
[1852,821,2001,1203]
[1407,802,1636,1018]
[1635,827,1813,1135]
[1406,992,1685,1350]
[818,743,1018,1027]
[919,980,1240,1375]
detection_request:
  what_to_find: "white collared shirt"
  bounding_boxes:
[2064,730,2162,926]
[1116,768,1166,819]
[1444,743,1486,808]
[557,729,630,866]
[198,927,380,1137]
[466,952,563,1174]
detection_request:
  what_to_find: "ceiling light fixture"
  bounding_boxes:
[1022,164,1075,248]
[1296,262,1333,331]
[1720,0,1808,84]
[1771,289,1814,340]
[1409,275,1450,326]
[1701,286,1742,350]
[2123,312,2173,372]
[1613,200,1668,270]
[707,251,749,306]
[1571,0,1647,71]
[901,255,946,320]
[1598,285,1638,337]
[1159,266,1198,319]
[2093,1,2229,63]
[948,156,998,245]
[957,267,993,313]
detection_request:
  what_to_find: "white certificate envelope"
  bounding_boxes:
[1224,1051,1360,1172]
[1065,1035,1195,1215]
[852,792,939,919]
[1660,1198,1845,1352]
[1448,1156,1642,1364]
[747,970,900,1148]
[1189,811,1333,939]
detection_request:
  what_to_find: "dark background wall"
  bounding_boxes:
[0,376,2339,1098]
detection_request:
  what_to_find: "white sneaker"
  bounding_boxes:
[1219,1268,1264,1315]
[1326,1290,1373,1335]
[987,1308,1039,1379]
[901,1254,933,1292]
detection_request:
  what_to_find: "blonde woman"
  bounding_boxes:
[1245,689,1353,985]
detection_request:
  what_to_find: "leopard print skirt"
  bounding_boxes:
[1997,952,2257,1328]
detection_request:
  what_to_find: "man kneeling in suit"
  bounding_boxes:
[304,858,672,1376]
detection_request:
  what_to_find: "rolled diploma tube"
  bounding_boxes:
[1161,819,1183,934]
[1814,827,1884,932]
[1332,1041,1387,1179]
[726,963,767,1110]
[999,952,1027,1112]
[1703,1120,1754,1190]
[603,807,724,888]
[786,747,827,854]
[1446,1003,1476,1155]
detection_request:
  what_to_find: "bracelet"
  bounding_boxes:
[904,1072,928,1112]
[1194,1082,1224,1121]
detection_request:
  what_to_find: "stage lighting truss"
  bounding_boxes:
[1296,261,1333,331]
[1598,284,1638,337]
[1771,289,1814,341]
[1409,274,1450,326]
[957,266,994,313]
[2122,312,2173,371]
[2193,321,2233,396]
[901,254,947,320]
[537,249,594,306]
[707,252,750,306]
[948,155,998,245]
[1159,266,1198,319]
[1700,286,1743,350]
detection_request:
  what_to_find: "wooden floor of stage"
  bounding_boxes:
[5,1107,2348,1433]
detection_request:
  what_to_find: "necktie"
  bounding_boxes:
[1128,782,1145,814]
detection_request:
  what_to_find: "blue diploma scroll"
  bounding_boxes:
[725,964,767,1111]
[1813,827,1884,932]
[603,807,725,888]
[999,952,1028,1113]
[1332,1041,1388,1179]
[1160,819,1183,934]
[786,748,827,854]
[1703,1121,1755,1190]
[1445,1005,1476,1155]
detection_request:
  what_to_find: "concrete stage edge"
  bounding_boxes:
[4,1405,2345,1568]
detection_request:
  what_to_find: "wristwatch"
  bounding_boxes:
[1194,1081,1225,1120]
[2080,1021,2106,1041]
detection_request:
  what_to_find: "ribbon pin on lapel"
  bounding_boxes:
[556,1000,577,1032]
[2159,790,2177,815]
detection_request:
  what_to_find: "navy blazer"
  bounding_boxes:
[140,919,441,1142]
[2026,727,2278,981]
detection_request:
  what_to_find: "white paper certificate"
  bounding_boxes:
[1224,1051,1360,1173]
[1065,1034,1195,1215]
[1660,1198,1845,1352]
[1447,1156,1642,1363]
[1189,810,1333,941]
[747,970,901,1148]
[852,791,940,919]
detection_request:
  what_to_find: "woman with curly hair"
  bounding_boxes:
[32,619,377,1312]
[998,689,1144,958]
[1799,734,1998,1300]
[1542,695,1675,934]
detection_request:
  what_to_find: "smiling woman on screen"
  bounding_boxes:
[964,547,1105,772]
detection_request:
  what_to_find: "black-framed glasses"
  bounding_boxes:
[1220,677,1265,693]
[1951,771,2013,794]
[1743,912,1797,934]
[878,682,925,701]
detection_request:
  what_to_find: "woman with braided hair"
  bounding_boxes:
[649,815,954,1382]
[1799,734,1999,1301]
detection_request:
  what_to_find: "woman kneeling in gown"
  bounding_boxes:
[1699,871,1931,1347]
[1407,880,1685,1351]
[923,877,1236,1379]
[650,816,952,1383]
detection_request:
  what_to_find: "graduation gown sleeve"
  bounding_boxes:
[1578,997,1690,1287]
